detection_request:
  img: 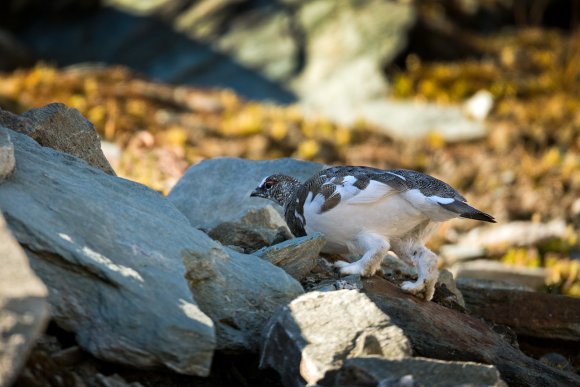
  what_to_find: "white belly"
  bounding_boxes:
[303,194,428,254]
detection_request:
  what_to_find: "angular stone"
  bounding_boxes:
[254,232,325,281]
[168,157,323,229]
[332,357,506,387]
[0,108,33,134]
[0,126,15,182]
[459,281,580,341]
[0,129,215,375]
[207,206,293,253]
[314,274,364,292]
[260,290,412,386]
[19,103,115,175]
[0,213,49,387]
[363,276,580,386]
[182,246,304,353]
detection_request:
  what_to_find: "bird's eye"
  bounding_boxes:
[264,181,274,189]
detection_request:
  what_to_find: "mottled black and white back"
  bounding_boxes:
[251,165,495,301]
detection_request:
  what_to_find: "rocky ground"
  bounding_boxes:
[0,1,579,385]
[0,101,579,386]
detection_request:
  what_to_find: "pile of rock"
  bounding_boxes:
[1,104,579,386]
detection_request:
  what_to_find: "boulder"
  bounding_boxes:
[0,129,215,375]
[207,206,293,253]
[363,276,580,386]
[168,157,323,229]
[260,290,412,386]
[295,0,416,122]
[0,126,15,181]
[182,246,303,354]
[16,103,115,175]
[0,212,49,387]
[253,232,325,281]
[459,280,580,342]
[15,0,417,119]
[331,356,506,386]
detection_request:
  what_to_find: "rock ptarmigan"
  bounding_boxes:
[250,166,495,301]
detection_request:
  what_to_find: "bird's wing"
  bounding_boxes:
[299,167,409,212]
[388,169,495,222]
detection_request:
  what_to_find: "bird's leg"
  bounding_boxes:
[392,242,438,301]
[334,233,390,277]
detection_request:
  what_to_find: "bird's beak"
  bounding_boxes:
[250,188,262,198]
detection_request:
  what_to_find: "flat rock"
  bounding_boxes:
[457,277,534,292]
[17,103,115,175]
[450,259,548,290]
[459,280,580,341]
[207,206,293,253]
[168,157,323,229]
[331,356,506,386]
[351,100,488,142]
[363,276,580,386]
[0,129,215,375]
[254,232,325,281]
[0,213,49,387]
[0,126,15,181]
[182,247,304,353]
[260,290,412,386]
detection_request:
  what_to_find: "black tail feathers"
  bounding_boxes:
[460,211,496,223]
[439,200,496,223]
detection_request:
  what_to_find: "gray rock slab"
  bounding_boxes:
[459,280,580,341]
[182,246,304,353]
[207,206,293,253]
[0,129,215,375]
[19,103,115,175]
[0,127,15,182]
[450,259,548,290]
[260,290,412,386]
[0,213,49,387]
[358,100,488,142]
[168,157,323,229]
[363,277,580,386]
[332,356,506,386]
[254,232,325,281]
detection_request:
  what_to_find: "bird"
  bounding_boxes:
[250,166,495,301]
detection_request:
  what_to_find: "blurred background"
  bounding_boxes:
[0,0,578,296]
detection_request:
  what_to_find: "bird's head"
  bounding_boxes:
[250,174,300,207]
